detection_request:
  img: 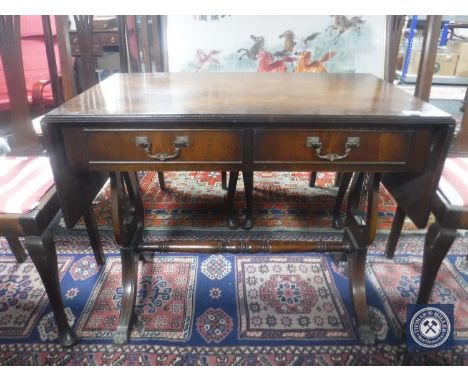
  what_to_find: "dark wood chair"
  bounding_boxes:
[383,16,468,302]
[0,15,104,346]
[385,96,468,301]
[0,16,63,142]
[330,16,468,304]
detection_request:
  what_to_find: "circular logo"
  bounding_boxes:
[409,307,451,348]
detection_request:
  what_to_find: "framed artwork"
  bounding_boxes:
[166,15,387,78]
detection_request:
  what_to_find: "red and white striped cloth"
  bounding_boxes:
[438,157,468,207]
[0,157,54,214]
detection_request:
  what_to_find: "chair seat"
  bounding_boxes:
[0,156,54,213]
[438,157,468,207]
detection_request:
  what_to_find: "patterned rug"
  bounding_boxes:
[75,171,420,232]
[0,231,467,365]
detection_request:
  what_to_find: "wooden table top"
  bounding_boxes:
[44,72,453,125]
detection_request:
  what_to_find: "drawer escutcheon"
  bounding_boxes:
[306,136,360,162]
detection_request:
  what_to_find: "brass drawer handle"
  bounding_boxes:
[306,136,360,162]
[135,136,189,161]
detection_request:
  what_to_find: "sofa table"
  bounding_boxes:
[42,72,455,345]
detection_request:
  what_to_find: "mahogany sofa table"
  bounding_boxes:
[42,72,455,345]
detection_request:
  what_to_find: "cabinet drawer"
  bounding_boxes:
[84,129,242,164]
[100,32,119,45]
[254,129,419,166]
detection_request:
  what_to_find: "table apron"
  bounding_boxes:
[61,126,432,174]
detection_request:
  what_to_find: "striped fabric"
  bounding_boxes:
[0,157,54,214]
[438,157,468,207]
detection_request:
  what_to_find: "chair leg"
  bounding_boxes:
[83,206,105,266]
[221,171,228,190]
[309,172,317,188]
[157,171,166,191]
[24,231,78,347]
[6,237,27,263]
[332,172,353,229]
[417,221,457,304]
[385,205,406,259]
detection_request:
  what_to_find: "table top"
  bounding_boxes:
[44,72,454,125]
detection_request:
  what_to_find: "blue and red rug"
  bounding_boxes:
[75,171,420,232]
[1,230,467,365]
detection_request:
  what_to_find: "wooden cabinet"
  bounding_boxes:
[69,30,119,57]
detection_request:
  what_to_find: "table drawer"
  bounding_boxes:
[84,129,242,163]
[254,129,418,166]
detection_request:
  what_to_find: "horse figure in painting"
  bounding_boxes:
[295,51,336,73]
[195,49,221,71]
[257,51,296,72]
[238,35,265,60]
[326,16,365,44]
[274,30,297,56]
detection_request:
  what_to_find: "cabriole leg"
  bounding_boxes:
[347,246,375,344]
[110,171,144,344]
[113,247,140,345]
[417,222,456,304]
[24,231,78,347]
[342,172,381,344]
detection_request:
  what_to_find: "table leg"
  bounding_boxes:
[221,171,228,190]
[332,172,352,229]
[242,171,254,230]
[157,171,166,191]
[309,172,317,188]
[83,205,105,266]
[334,172,343,187]
[114,246,140,345]
[385,205,406,259]
[347,246,374,344]
[110,171,144,344]
[226,171,239,229]
[342,172,381,344]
